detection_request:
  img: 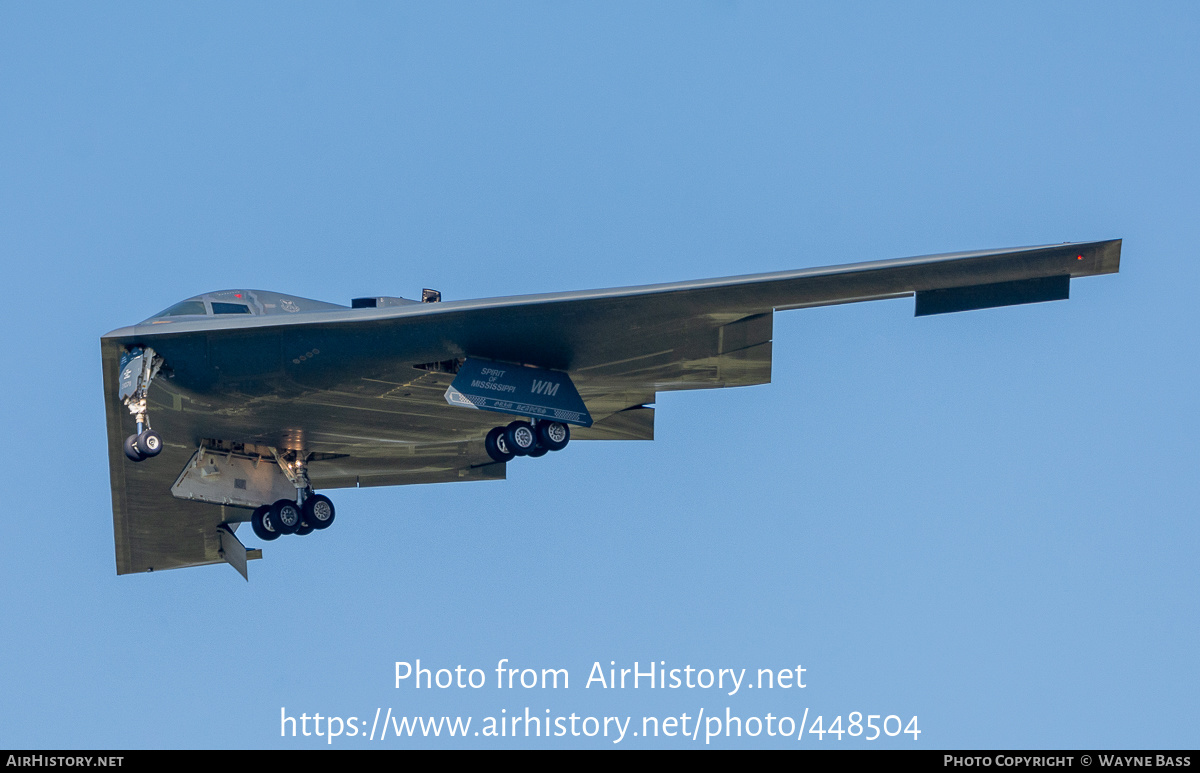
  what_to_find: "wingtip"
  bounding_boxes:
[1099,238,1122,274]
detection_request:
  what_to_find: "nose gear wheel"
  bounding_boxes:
[135,430,162,457]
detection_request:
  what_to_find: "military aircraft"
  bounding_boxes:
[101,240,1120,580]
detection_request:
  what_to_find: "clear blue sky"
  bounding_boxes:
[1,1,1196,749]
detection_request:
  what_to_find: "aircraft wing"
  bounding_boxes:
[101,239,1120,576]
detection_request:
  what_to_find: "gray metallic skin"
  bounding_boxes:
[102,240,1121,577]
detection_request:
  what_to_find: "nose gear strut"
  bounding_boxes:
[119,347,165,462]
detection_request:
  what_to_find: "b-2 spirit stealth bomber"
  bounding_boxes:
[101,240,1121,579]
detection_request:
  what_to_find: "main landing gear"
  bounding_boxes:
[250,493,336,542]
[484,419,571,463]
[120,347,165,463]
[251,450,337,542]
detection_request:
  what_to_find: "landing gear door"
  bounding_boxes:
[444,358,593,427]
[170,448,296,510]
[118,348,145,402]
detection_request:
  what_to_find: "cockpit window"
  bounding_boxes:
[155,301,207,317]
[211,302,251,315]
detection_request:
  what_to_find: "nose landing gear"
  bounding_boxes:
[123,429,162,462]
[119,347,165,463]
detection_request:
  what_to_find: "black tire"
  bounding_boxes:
[528,444,549,458]
[484,427,515,463]
[304,494,336,530]
[270,498,302,535]
[295,520,315,536]
[123,434,145,462]
[536,421,570,451]
[504,421,537,456]
[251,506,280,541]
[136,429,163,457]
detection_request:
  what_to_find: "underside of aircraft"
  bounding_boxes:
[101,240,1121,579]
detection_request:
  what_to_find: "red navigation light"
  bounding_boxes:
[235,293,243,298]
[1076,255,1084,260]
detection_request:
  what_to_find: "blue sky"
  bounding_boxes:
[1,2,1196,748]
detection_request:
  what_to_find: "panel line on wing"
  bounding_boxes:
[573,348,676,372]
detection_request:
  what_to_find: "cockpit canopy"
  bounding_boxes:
[145,290,348,323]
